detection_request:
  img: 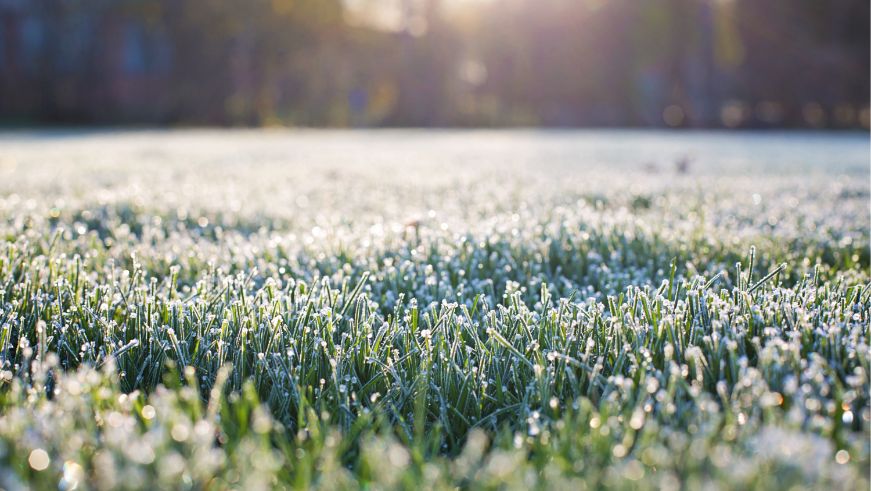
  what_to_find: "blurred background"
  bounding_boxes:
[0,0,868,128]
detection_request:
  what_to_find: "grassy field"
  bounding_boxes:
[0,131,868,490]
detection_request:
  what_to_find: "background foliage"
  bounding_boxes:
[0,0,868,127]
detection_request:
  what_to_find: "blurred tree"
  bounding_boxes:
[0,0,866,127]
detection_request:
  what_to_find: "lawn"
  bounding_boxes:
[0,131,868,490]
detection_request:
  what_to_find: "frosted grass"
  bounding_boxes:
[0,130,867,490]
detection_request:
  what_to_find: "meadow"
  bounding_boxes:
[0,130,868,490]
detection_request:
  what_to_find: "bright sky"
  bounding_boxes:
[343,0,495,31]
